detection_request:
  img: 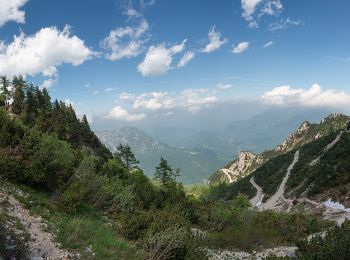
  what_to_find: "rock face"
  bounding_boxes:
[274,121,311,152]
[209,151,262,184]
[209,114,350,184]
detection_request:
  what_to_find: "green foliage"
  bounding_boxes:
[202,202,331,251]
[115,143,139,170]
[11,76,26,115]
[232,193,251,210]
[154,157,180,186]
[29,133,75,190]
[296,220,350,259]
[288,132,350,198]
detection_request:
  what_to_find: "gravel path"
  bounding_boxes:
[261,150,299,210]
[221,169,233,183]
[310,132,342,166]
[249,177,264,207]
[0,188,70,259]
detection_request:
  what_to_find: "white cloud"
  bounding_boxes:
[101,19,149,61]
[217,83,232,90]
[133,92,174,110]
[105,88,114,92]
[177,51,195,68]
[118,86,220,114]
[0,26,95,83]
[241,0,283,28]
[241,0,264,19]
[137,39,186,76]
[200,26,227,53]
[123,8,141,18]
[165,111,173,116]
[119,92,136,101]
[0,0,28,27]
[263,41,274,48]
[269,18,301,31]
[93,90,99,95]
[107,105,146,121]
[261,84,350,108]
[41,77,57,89]
[65,98,74,106]
[231,41,250,54]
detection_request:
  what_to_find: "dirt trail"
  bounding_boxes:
[261,150,299,210]
[249,177,264,207]
[310,132,342,166]
[0,188,70,259]
[221,169,233,183]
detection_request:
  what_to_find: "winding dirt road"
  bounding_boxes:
[249,177,264,207]
[260,150,299,210]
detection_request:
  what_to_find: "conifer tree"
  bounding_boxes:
[115,143,139,170]
[0,76,11,108]
[12,76,26,115]
[154,157,180,186]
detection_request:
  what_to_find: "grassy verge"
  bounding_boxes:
[1,181,146,259]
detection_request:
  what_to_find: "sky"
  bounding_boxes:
[0,0,350,128]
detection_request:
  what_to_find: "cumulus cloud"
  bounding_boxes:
[231,41,250,54]
[101,19,149,61]
[177,51,195,68]
[0,26,95,88]
[217,83,232,90]
[117,86,220,114]
[200,26,227,53]
[107,105,146,121]
[241,0,283,28]
[261,84,350,108]
[0,0,28,27]
[119,92,136,101]
[133,92,174,110]
[263,41,273,48]
[269,18,302,31]
[137,39,186,76]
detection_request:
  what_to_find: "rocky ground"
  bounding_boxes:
[0,186,70,259]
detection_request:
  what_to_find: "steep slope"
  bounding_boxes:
[97,127,225,184]
[210,114,350,184]
[210,114,350,217]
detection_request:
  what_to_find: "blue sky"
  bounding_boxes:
[0,0,349,126]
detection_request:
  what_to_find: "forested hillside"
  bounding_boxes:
[0,76,346,259]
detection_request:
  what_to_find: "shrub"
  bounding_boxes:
[296,220,350,259]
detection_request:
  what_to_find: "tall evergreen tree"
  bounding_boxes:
[154,157,180,186]
[115,143,139,170]
[0,76,11,108]
[11,76,26,115]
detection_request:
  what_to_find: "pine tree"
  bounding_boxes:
[115,143,139,170]
[154,157,180,186]
[0,76,11,108]
[12,76,26,115]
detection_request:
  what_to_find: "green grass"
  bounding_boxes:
[2,181,146,260]
[201,209,333,252]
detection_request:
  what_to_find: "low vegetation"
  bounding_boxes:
[0,76,342,259]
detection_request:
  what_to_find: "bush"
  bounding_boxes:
[296,220,350,259]
[143,226,189,260]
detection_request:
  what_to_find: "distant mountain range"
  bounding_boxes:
[97,127,225,184]
[97,107,333,184]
